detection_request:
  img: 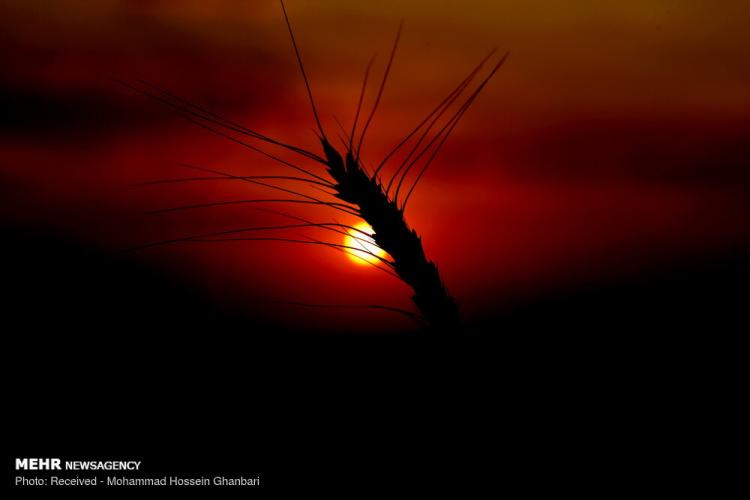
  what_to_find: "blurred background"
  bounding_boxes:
[1,0,749,332]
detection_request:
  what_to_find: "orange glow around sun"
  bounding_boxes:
[343,222,388,266]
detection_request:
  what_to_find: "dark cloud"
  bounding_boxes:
[0,84,149,139]
[434,116,750,188]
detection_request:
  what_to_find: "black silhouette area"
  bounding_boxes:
[117,3,511,331]
[4,222,745,494]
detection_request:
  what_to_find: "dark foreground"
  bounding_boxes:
[4,225,744,496]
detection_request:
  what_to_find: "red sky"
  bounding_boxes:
[2,0,749,331]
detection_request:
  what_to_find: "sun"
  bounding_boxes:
[343,222,387,266]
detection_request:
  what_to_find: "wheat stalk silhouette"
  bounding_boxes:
[123,1,508,330]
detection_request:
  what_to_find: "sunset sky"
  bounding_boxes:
[2,0,748,331]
